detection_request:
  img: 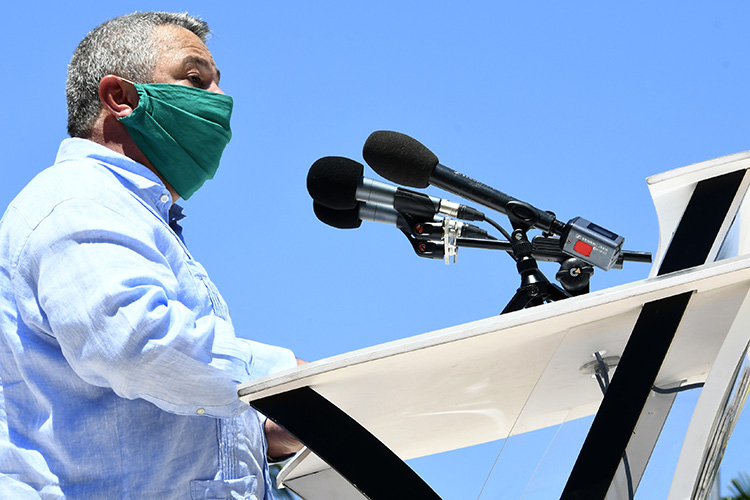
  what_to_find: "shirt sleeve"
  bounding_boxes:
[13,197,297,418]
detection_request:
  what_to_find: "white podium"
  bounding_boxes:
[239,152,750,500]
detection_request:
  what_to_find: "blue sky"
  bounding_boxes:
[3,2,749,498]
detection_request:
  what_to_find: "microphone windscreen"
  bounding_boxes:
[306,156,364,210]
[313,202,362,229]
[362,131,439,189]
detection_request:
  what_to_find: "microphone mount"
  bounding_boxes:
[310,133,653,314]
[501,228,574,314]
[500,208,586,313]
[395,213,464,262]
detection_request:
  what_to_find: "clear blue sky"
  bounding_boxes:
[3,2,748,498]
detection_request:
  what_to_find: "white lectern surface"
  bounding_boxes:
[241,258,750,493]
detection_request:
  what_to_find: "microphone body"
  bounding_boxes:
[311,201,446,260]
[313,201,489,240]
[429,164,565,234]
[360,177,483,221]
[359,200,404,228]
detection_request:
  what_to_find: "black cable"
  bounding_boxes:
[483,216,513,243]
[622,451,635,500]
[651,382,705,394]
[482,215,516,261]
[590,356,705,499]
[595,372,608,396]
[594,352,611,389]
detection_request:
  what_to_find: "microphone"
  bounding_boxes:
[362,130,624,271]
[312,201,491,240]
[312,201,445,259]
[306,156,485,221]
[362,131,564,231]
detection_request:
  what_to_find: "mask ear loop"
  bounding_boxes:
[114,77,141,112]
[97,75,141,119]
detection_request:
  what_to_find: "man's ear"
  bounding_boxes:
[98,75,139,118]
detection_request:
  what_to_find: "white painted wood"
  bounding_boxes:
[240,256,750,490]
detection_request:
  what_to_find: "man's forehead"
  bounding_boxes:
[153,25,214,60]
[152,25,219,73]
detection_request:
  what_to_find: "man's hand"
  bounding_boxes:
[265,418,304,461]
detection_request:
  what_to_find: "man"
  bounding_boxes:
[0,12,303,499]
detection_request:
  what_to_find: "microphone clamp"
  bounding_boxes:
[442,218,460,265]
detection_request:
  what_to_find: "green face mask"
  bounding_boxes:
[118,82,233,200]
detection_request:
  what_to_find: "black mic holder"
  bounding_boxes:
[457,228,650,314]
[501,228,574,314]
[394,211,492,262]
[396,209,600,309]
[392,208,652,312]
[454,189,639,312]
[392,211,448,261]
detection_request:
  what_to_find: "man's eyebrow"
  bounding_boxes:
[182,55,221,83]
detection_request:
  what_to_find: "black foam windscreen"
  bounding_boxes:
[362,131,439,189]
[306,156,364,210]
[312,202,362,229]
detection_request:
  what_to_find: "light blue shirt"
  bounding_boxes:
[0,138,298,499]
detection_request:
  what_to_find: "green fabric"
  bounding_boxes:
[119,83,233,199]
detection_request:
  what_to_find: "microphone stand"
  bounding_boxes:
[500,226,574,314]
[391,203,651,313]
[486,201,600,314]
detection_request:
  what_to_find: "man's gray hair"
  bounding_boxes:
[66,12,210,138]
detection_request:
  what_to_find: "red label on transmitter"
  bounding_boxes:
[574,240,594,257]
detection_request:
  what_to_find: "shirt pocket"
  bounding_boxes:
[183,258,231,320]
[190,475,258,500]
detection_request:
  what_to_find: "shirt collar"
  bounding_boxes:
[55,138,174,220]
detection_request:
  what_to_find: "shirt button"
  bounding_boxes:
[196,408,205,415]
[160,194,170,203]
